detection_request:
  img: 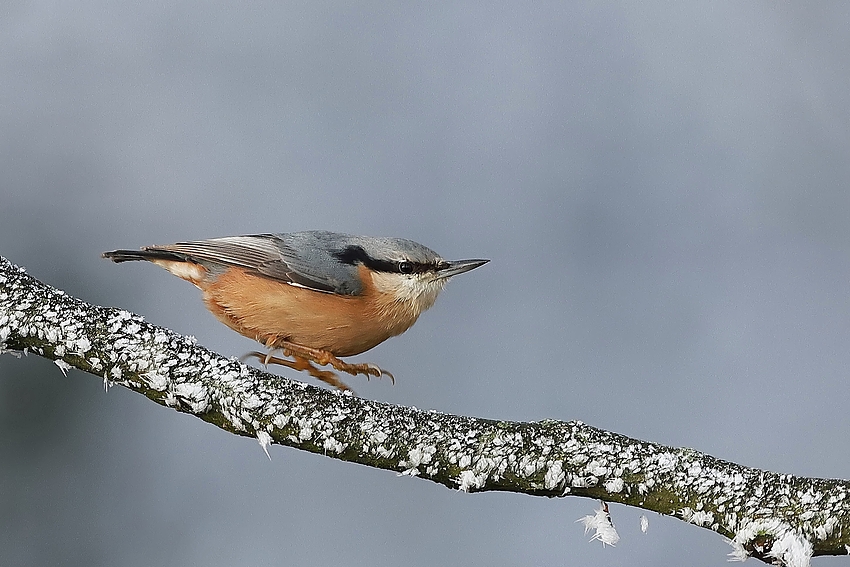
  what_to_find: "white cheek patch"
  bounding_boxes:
[371,272,447,314]
[152,260,207,288]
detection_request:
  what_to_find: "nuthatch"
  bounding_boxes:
[103,231,488,391]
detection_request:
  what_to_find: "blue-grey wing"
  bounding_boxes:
[150,233,360,295]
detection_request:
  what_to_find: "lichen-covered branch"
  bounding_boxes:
[1,255,848,566]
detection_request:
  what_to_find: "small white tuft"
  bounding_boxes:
[143,372,169,391]
[813,517,838,541]
[54,359,72,376]
[543,460,565,490]
[728,520,812,567]
[603,477,624,494]
[257,431,272,460]
[400,445,437,477]
[766,531,813,567]
[727,539,749,563]
[457,470,487,492]
[322,437,346,454]
[684,509,713,527]
[640,515,649,533]
[577,503,620,547]
[73,337,91,355]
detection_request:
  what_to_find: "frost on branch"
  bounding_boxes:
[2,254,850,563]
[578,502,620,547]
[728,519,815,567]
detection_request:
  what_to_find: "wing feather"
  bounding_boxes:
[150,235,344,294]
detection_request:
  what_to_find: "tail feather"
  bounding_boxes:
[102,248,191,263]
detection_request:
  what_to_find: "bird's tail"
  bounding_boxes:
[102,248,190,263]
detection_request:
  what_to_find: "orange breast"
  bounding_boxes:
[199,266,421,357]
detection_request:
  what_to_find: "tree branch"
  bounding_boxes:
[1,255,847,566]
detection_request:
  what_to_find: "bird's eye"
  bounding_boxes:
[398,261,414,274]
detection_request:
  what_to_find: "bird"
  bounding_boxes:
[103,231,488,391]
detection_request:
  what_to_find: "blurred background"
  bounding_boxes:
[2,2,849,565]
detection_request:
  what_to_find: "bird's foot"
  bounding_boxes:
[244,350,355,392]
[243,342,394,391]
[277,342,395,384]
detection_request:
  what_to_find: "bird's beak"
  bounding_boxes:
[436,258,490,279]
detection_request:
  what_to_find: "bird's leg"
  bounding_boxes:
[244,340,394,389]
[278,341,395,384]
[243,350,355,392]
[250,340,394,384]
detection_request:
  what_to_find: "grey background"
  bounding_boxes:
[2,2,849,566]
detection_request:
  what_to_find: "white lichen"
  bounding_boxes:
[323,437,346,454]
[544,460,565,490]
[402,445,436,472]
[603,478,624,494]
[457,470,487,492]
[375,445,394,459]
[814,516,838,541]
[680,507,713,527]
[728,519,813,567]
[143,371,169,391]
[173,382,209,413]
[767,530,813,567]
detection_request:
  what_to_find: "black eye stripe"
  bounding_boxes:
[333,245,435,274]
[333,245,371,266]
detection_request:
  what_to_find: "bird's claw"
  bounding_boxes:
[242,345,396,390]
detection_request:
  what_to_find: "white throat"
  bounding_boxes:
[370,272,448,316]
